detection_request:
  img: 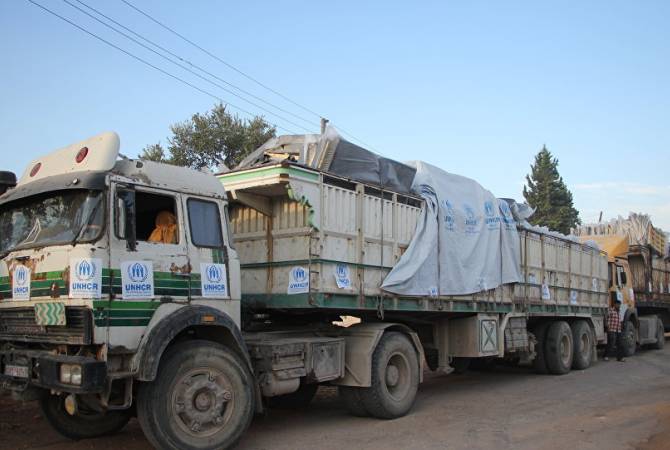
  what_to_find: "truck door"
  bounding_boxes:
[108,183,190,349]
[182,195,240,322]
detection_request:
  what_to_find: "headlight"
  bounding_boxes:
[59,364,82,386]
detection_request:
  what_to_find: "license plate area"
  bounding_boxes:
[4,364,30,379]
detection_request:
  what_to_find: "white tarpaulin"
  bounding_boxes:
[381,161,522,296]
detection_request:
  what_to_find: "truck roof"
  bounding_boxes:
[3,131,227,204]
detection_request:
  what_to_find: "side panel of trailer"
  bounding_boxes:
[220,164,608,317]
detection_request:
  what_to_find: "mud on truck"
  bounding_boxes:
[0,131,663,449]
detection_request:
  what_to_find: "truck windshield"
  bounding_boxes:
[0,190,104,254]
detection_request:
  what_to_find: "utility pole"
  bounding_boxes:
[320,117,329,134]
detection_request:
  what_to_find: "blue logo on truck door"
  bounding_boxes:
[69,258,102,298]
[121,261,154,300]
[200,263,228,298]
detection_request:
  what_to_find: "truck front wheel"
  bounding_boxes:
[40,393,130,440]
[359,332,419,419]
[137,340,254,450]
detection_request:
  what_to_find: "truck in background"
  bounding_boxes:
[0,132,662,450]
[575,215,669,355]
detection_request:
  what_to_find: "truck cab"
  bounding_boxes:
[0,132,254,449]
[580,235,665,355]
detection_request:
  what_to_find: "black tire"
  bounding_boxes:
[451,357,471,374]
[358,332,419,419]
[652,318,665,350]
[338,386,370,417]
[571,321,593,370]
[267,383,318,409]
[137,340,254,450]
[532,322,551,374]
[621,320,637,357]
[39,393,130,440]
[545,321,573,375]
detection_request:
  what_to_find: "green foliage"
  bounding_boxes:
[141,103,276,170]
[522,146,580,234]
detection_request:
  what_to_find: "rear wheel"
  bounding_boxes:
[137,340,254,450]
[359,332,419,419]
[40,393,130,440]
[652,318,665,350]
[545,321,573,375]
[621,320,637,357]
[267,383,318,409]
[571,321,593,370]
[532,322,551,374]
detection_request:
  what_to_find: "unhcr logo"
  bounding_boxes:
[12,265,30,300]
[200,263,227,298]
[484,200,501,230]
[500,201,515,229]
[128,262,149,283]
[288,266,309,294]
[14,266,28,286]
[75,259,96,281]
[70,258,102,298]
[206,265,223,283]
[292,267,307,283]
[463,203,479,234]
[443,199,456,231]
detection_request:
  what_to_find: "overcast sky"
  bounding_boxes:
[1,0,668,229]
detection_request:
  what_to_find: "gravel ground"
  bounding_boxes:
[1,339,669,450]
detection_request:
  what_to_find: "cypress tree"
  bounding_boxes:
[522,146,580,234]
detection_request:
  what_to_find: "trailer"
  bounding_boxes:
[0,132,618,450]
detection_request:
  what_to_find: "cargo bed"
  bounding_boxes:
[219,163,608,319]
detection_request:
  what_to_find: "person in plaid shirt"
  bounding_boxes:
[604,297,625,362]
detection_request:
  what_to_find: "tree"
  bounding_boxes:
[522,146,580,234]
[141,103,276,170]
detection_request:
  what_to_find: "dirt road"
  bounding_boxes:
[2,343,669,450]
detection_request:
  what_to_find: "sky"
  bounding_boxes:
[1,1,668,230]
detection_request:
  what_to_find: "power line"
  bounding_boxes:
[71,0,317,128]
[119,0,382,152]
[120,0,323,119]
[25,0,299,135]
[60,0,313,133]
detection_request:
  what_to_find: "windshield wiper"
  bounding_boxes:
[18,218,42,247]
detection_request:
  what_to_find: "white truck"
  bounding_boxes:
[0,132,623,449]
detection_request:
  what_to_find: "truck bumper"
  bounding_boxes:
[0,349,107,394]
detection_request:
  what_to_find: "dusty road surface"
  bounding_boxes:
[1,342,669,450]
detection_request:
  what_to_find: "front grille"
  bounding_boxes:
[0,307,92,345]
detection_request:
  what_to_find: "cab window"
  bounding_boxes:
[187,198,223,248]
[116,189,179,245]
